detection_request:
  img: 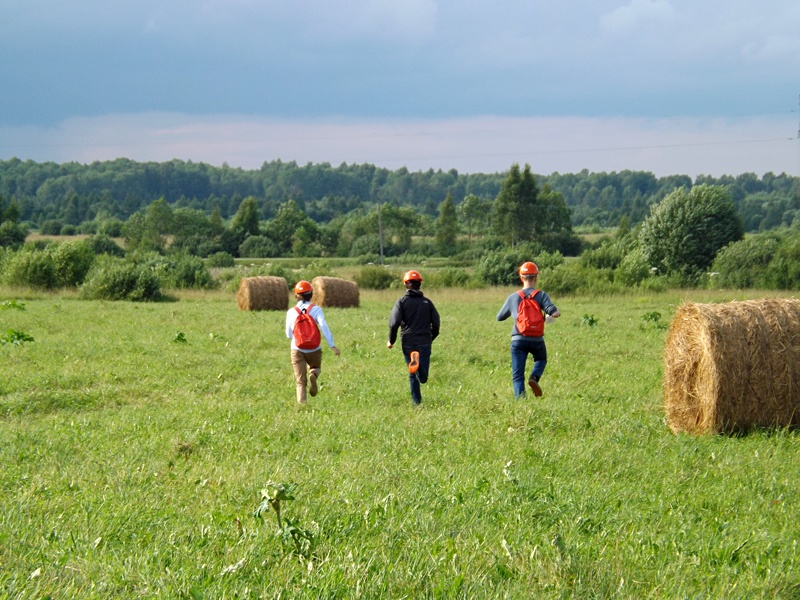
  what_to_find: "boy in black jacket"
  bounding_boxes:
[387,270,440,405]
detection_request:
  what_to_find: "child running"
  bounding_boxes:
[496,261,560,399]
[387,270,440,406]
[285,280,340,404]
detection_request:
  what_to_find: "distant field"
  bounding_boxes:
[25,233,127,247]
[1,287,799,598]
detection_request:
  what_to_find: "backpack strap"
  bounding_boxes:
[295,302,315,315]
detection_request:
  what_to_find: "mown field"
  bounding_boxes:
[2,287,800,598]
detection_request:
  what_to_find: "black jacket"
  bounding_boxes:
[388,290,440,348]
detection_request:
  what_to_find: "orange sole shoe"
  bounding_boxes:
[408,351,420,374]
[528,378,542,397]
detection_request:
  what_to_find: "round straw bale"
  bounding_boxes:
[664,299,800,434]
[237,276,288,311]
[311,276,359,308]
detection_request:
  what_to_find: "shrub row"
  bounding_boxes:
[0,238,218,301]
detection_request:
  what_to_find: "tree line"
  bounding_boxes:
[1,158,798,233]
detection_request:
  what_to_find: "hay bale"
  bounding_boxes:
[237,276,288,311]
[664,299,800,434]
[311,276,359,308]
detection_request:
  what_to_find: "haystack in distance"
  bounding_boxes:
[237,276,289,311]
[311,276,359,308]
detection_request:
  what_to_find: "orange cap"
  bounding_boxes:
[403,270,423,283]
[294,280,312,294]
[518,261,539,276]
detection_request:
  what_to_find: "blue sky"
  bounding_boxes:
[1,0,799,176]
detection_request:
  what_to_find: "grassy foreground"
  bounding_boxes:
[1,287,800,598]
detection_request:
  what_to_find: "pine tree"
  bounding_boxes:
[492,163,539,246]
[435,193,458,255]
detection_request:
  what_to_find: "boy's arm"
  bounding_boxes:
[313,307,339,353]
[430,303,440,341]
[387,301,402,347]
[496,296,513,321]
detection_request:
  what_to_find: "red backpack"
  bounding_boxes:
[293,304,321,349]
[516,290,544,337]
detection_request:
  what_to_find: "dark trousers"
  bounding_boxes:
[403,342,431,405]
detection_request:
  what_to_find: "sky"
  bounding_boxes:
[1,0,799,177]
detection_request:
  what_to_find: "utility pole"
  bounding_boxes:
[376,191,385,265]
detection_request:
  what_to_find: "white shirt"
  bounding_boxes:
[285,301,336,352]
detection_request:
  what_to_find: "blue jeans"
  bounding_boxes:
[403,343,431,405]
[510,338,547,398]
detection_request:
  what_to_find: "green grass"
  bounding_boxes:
[2,287,800,598]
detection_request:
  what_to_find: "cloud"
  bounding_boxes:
[599,0,676,35]
[742,34,800,63]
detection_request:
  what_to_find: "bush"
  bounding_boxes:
[350,235,401,258]
[97,218,125,238]
[424,267,473,288]
[239,235,278,259]
[710,233,781,289]
[0,221,27,250]
[81,257,162,301]
[207,251,236,268]
[764,237,800,290]
[2,249,58,289]
[78,221,97,234]
[59,224,77,236]
[40,220,63,235]
[538,230,584,256]
[476,245,545,286]
[476,250,528,286]
[615,246,652,287]
[47,240,96,287]
[166,254,217,290]
[354,265,397,289]
[84,234,125,257]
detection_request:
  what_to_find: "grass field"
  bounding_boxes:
[2,287,800,598]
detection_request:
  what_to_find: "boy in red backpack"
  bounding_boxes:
[496,262,560,399]
[285,280,340,404]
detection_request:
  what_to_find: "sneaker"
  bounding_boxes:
[528,378,542,397]
[309,371,318,397]
[408,351,420,374]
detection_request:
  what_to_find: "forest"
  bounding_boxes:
[1,157,798,233]
[2,158,800,300]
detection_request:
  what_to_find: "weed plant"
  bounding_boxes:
[1,287,800,597]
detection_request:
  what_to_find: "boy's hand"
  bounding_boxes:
[386,341,393,349]
[332,346,341,357]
